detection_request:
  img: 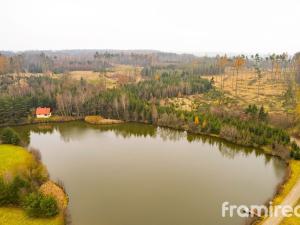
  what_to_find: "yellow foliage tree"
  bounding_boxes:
[155,74,160,81]
[274,62,281,80]
[0,55,8,74]
[202,119,207,129]
[233,56,246,96]
[217,55,228,89]
[194,116,199,125]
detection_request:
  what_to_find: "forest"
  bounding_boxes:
[0,50,300,159]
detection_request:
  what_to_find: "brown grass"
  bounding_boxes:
[67,71,117,88]
[33,115,79,123]
[40,181,68,210]
[162,69,291,115]
[203,69,289,113]
[67,65,142,88]
[84,115,123,125]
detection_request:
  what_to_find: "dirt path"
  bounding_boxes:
[262,175,300,225]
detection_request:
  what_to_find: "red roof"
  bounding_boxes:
[36,107,51,115]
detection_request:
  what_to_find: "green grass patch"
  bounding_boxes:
[0,144,64,225]
[0,208,64,225]
[280,199,300,224]
[0,145,34,176]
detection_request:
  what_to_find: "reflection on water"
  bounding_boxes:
[13,121,286,225]
[16,121,268,161]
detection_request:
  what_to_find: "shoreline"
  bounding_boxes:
[255,159,300,225]
[3,117,290,160]
[0,116,84,128]
[1,117,297,225]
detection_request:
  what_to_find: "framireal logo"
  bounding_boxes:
[222,201,300,218]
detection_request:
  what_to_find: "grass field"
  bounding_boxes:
[7,64,143,89]
[67,70,117,88]
[67,64,142,88]
[0,145,34,176]
[161,69,293,118]
[0,144,64,225]
[0,208,64,225]
[280,199,300,225]
[202,69,290,113]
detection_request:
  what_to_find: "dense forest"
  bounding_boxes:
[0,71,212,123]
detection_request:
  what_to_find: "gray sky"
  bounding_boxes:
[1,0,299,54]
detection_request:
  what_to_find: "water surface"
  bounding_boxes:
[15,122,286,225]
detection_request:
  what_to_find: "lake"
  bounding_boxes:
[14,122,286,225]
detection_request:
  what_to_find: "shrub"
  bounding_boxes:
[84,115,104,124]
[245,104,258,117]
[220,125,239,143]
[291,142,300,160]
[23,192,59,218]
[258,106,268,121]
[0,176,28,206]
[25,163,49,188]
[0,127,21,145]
[28,147,42,162]
[237,130,252,146]
[0,179,5,205]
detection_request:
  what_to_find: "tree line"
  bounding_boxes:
[0,71,212,123]
[0,50,199,74]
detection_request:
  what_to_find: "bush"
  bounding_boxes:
[0,127,21,145]
[84,115,104,124]
[28,147,42,162]
[25,163,49,189]
[23,192,59,218]
[0,176,28,206]
[220,125,239,143]
[245,104,258,117]
[258,106,268,121]
[291,142,300,160]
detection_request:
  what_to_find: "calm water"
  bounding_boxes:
[15,122,286,225]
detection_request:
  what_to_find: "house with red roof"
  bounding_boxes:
[36,107,52,118]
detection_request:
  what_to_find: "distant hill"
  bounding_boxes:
[0,49,203,73]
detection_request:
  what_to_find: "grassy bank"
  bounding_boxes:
[280,200,300,224]
[33,116,82,124]
[0,116,82,128]
[84,115,123,125]
[0,145,35,176]
[256,160,300,224]
[0,208,64,225]
[0,144,65,225]
[273,160,300,205]
[278,161,300,225]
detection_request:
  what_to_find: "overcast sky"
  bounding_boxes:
[1,0,299,54]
